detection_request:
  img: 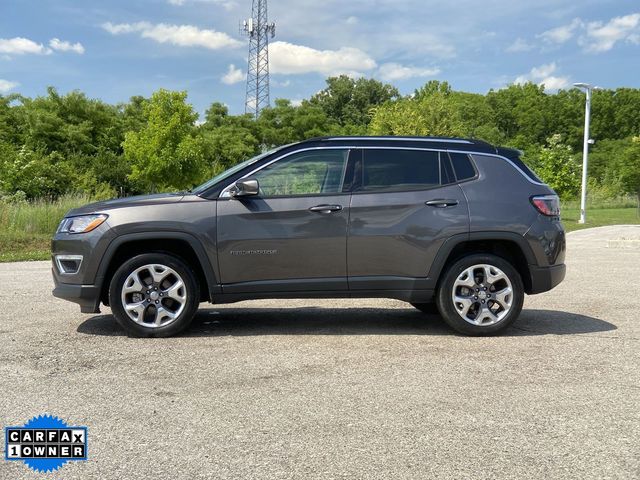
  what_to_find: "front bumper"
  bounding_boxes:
[52,272,101,313]
[528,263,566,294]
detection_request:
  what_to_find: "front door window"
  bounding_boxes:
[253,150,349,197]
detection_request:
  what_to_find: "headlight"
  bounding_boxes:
[57,214,108,234]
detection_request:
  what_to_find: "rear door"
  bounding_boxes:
[347,148,469,290]
[217,148,352,293]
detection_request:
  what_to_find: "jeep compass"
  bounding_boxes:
[52,136,566,336]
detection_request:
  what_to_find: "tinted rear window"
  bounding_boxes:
[360,149,440,192]
[449,153,476,181]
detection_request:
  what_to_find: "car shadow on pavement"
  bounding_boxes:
[77,307,616,337]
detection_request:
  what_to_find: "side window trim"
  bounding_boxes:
[218,145,540,198]
[342,149,361,193]
[440,151,456,185]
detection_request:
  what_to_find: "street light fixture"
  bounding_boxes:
[574,82,601,224]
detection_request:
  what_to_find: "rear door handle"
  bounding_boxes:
[309,204,342,214]
[425,199,459,208]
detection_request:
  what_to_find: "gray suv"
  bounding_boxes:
[52,136,566,337]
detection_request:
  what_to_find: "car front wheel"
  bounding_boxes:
[436,254,524,335]
[108,253,200,337]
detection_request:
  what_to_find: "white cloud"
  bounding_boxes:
[0,79,19,93]
[506,38,534,53]
[49,38,85,54]
[221,64,244,85]
[102,22,242,50]
[529,63,557,78]
[346,16,358,25]
[102,22,143,35]
[581,13,640,53]
[537,76,570,91]
[538,18,583,44]
[269,41,376,76]
[271,78,291,87]
[536,13,640,53]
[377,62,440,81]
[0,37,49,55]
[514,62,569,91]
[168,0,237,10]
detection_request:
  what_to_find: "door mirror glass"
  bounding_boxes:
[230,178,259,197]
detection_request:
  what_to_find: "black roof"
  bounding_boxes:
[293,136,509,157]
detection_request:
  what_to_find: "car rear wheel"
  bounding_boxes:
[109,253,200,337]
[436,254,524,335]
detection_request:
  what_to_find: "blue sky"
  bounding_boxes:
[1,0,639,117]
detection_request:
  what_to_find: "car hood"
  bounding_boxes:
[66,193,186,216]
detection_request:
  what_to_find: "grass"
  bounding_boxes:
[0,194,638,262]
[0,194,94,262]
[0,232,51,262]
[561,206,640,232]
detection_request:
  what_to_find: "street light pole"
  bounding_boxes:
[574,82,598,224]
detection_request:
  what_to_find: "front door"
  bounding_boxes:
[217,148,352,293]
[347,148,469,290]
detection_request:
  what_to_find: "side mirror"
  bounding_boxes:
[230,178,259,197]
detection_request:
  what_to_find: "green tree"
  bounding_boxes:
[257,98,343,146]
[369,92,465,137]
[18,87,123,156]
[486,83,552,150]
[203,102,230,129]
[123,89,207,191]
[0,143,73,198]
[120,95,148,134]
[534,134,580,199]
[309,76,399,128]
[617,137,640,204]
[0,94,22,144]
[414,80,453,98]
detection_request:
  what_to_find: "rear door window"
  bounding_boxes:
[359,149,441,192]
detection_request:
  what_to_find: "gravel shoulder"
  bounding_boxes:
[0,226,639,479]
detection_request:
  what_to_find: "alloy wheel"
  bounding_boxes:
[451,264,513,326]
[120,264,187,328]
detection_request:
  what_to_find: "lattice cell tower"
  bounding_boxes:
[241,0,276,118]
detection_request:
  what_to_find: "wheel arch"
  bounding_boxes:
[96,232,219,306]
[428,232,535,294]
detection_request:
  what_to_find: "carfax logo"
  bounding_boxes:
[4,414,88,473]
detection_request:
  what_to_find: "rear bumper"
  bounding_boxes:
[52,273,101,314]
[528,263,566,294]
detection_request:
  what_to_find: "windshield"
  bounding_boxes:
[192,146,286,195]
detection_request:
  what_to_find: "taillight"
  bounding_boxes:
[531,195,560,216]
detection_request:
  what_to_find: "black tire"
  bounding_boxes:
[436,254,524,336]
[410,302,440,315]
[109,253,200,338]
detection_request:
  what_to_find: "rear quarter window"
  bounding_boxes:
[449,152,477,181]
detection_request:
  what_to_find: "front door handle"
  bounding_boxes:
[309,204,343,214]
[425,199,459,208]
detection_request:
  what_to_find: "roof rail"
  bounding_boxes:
[304,136,493,146]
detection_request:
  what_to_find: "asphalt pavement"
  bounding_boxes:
[0,226,639,479]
